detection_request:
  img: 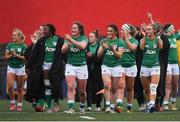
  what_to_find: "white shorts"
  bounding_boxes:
[101,65,123,77]
[7,66,26,76]
[65,64,88,80]
[121,65,137,77]
[43,62,52,70]
[140,66,160,77]
[167,64,179,75]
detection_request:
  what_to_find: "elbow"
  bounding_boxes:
[159,45,163,49]
[4,55,9,60]
[159,44,163,49]
[61,48,67,53]
[140,46,144,50]
[97,53,102,58]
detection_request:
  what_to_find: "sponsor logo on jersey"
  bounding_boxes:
[124,48,130,52]
[145,49,156,54]
[45,47,56,52]
[70,47,80,52]
[106,50,114,55]
[106,45,118,55]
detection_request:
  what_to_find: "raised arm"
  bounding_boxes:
[123,29,138,51]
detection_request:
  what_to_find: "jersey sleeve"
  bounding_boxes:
[6,43,11,52]
[81,36,88,42]
[175,33,180,40]
[22,44,27,54]
[132,38,139,46]
[118,39,125,49]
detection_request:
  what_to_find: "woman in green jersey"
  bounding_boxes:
[97,24,124,113]
[140,23,163,113]
[62,22,88,114]
[120,24,138,113]
[163,24,180,111]
[5,28,27,112]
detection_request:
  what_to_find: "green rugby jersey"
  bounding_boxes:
[44,36,58,63]
[6,42,26,68]
[142,37,160,67]
[66,35,88,66]
[101,38,124,67]
[89,42,99,55]
[120,37,138,67]
[168,33,180,64]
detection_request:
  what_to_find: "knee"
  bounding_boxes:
[144,88,150,95]
[79,91,86,97]
[8,85,14,90]
[166,82,171,89]
[17,88,23,93]
[127,87,133,92]
[118,82,125,89]
[111,88,116,94]
[68,86,75,93]
[104,85,110,90]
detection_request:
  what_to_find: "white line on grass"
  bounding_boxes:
[79,116,96,120]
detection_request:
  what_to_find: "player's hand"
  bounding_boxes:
[86,52,92,57]
[147,12,152,20]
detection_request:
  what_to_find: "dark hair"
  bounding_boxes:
[90,29,99,39]
[107,24,119,38]
[45,24,56,36]
[134,25,140,32]
[73,22,84,35]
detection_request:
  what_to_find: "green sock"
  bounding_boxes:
[116,99,123,107]
[46,95,52,109]
[38,99,45,106]
[68,100,74,109]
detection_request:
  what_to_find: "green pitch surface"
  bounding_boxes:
[0,98,180,121]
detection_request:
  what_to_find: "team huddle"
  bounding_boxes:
[4,13,180,114]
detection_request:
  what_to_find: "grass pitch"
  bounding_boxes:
[0,98,180,121]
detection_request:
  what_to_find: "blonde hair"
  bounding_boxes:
[13,28,26,44]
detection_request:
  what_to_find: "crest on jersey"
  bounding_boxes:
[17,48,22,52]
[53,42,57,46]
[153,44,157,48]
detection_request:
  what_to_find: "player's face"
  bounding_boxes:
[107,27,116,39]
[43,26,51,37]
[167,28,175,35]
[12,31,19,42]
[145,25,153,37]
[71,24,80,36]
[88,33,96,43]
